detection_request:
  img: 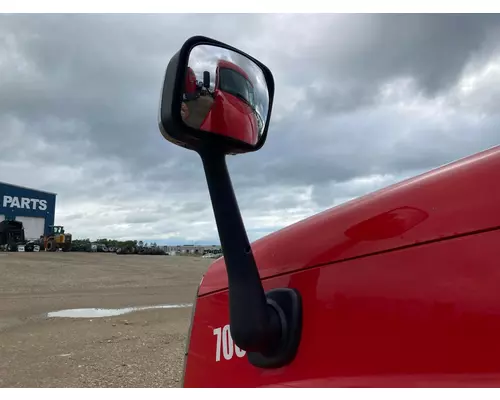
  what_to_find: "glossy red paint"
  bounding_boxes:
[185,67,197,95]
[183,145,500,387]
[200,60,259,145]
[200,90,258,145]
[199,145,500,296]
[184,228,500,387]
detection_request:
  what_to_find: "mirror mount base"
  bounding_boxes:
[248,288,303,369]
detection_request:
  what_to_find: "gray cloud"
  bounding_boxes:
[259,14,500,115]
[0,14,499,243]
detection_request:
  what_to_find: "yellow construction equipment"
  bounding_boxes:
[43,225,72,252]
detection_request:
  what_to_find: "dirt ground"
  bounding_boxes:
[0,252,212,388]
[183,96,214,130]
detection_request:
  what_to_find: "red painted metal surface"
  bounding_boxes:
[200,90,258,145]
[199,145,500,296]
[182,145,500,387]
[184,228,500,387]
[200,59,258,145]
[185,67,197,95]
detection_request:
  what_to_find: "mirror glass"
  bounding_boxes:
[181,44,269,146]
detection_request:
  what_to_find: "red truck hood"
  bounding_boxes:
[198,145,500,296]
[201,91,258,145]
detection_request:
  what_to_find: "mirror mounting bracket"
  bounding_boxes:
[199,146,302,368]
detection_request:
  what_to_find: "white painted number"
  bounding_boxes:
[222,325,234,360]
[235,343,246,358]
[213,324,246,362]
[214,327,222,362]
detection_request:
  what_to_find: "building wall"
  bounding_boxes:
[0,182,56,236]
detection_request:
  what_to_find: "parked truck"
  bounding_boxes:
[182,59,262,146]
[160,35,500,388]
[0,220,25,251]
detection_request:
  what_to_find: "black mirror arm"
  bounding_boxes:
[199,148,281,353]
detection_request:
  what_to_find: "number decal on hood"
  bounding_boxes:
[213,325,246,362]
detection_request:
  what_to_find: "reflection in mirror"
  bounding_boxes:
[181,44,269,146]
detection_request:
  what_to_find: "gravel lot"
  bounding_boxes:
[0,252,211,387]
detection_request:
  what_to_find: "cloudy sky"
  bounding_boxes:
[1,14,499,244]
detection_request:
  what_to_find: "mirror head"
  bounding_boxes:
[158,36,274,154]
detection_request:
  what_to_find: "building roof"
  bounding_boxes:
[0,180,57,196]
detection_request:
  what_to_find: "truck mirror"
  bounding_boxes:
[203,71,210,89]
[158,35,274,153]
[158,36,301,370]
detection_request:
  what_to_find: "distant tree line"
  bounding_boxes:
[71,238,164,254]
